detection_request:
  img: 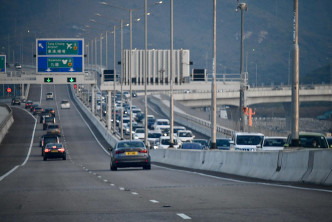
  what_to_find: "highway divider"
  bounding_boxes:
[150,148,332,186]
[0,104,14,145]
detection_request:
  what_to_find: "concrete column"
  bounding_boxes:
[91,84,95,114]
[283,102,292,131]
[108,90,112,132]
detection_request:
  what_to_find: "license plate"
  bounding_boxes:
[125,151,138,156]
[51,150,58,153]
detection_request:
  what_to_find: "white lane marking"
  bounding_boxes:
[97,175,102,179]
[68,86,110,155]
[20,107,37,166]
[0,165,19,182]
[131,192,138,195]
[110,184,115,186]
[154,165,332,194]
[104,179,108,183]
[149,200,159,203]
[177,213,191,220]
[119,187,125,191]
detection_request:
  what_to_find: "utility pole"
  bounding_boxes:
[236,1,247,132]
[169,0,174,147]
[210,0,217,149]
[291,0,300,146]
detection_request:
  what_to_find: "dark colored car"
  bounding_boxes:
[209,138,231,150]
[110,140,151,171]
[25,100,33,109]
[44,107,55,117]
[11,97,21,105]
[284,132,329,148]
[40,111,51,123]
[40,134,60,155]
[327,137,332,148]
[192,139,209,149]
[43,143,66,161]
[46,124,61,136]
[33,107,44,116]
[180,142,204,150]
[43,116,56,130]
[30,104,39,112]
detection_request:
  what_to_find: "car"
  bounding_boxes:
[44,107,55,117]
[158,136,182,149]
[110,140,151,171]
[133,128,145,140]
[147,131,162,149]
[40,112,51,123]
[177,130,195,142]
[231,132,264,151]
[60,99,70,109]
[192,139,209,149]
[33,107,44,116]
[30,104,39,112]
[262,137,287,151]
[46,124,61,136]
[327,137,332,148]
[43,116,56,130]
[14,63,22,70]
[120,117,131,134]
[145,115,156,129]
[46,92,54,100]
[284,132,329,148]
[11,97,21,105]
[209,138,231,150]
[25,100,33,109]
[153,119,170,131]
[180,142,204,150]
[40,134,60,156]
[173,126,186,137]
[130,108,142,119]
[43,143,66,161]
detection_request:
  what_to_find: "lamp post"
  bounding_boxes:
[144,0,148,147]
[291,0,300,146]
[169,0,174,147]
[210,0,217,149]
[236,1,248,132]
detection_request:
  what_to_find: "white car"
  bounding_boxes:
[177,130,195,142]
[231,132,264,151]
[262,137,286,151]
[60,100,70,109]
[158,136,182,149]
[133,128,145,140]
[173,126,186,137]
[147,131,162,149]
[46,92,54,100]
[153,119,170,131]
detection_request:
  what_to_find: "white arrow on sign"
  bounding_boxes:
[46,68,51,72]
[69,68,74,72]
[38,43,44,49]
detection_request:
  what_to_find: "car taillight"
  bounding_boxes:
[115,150,125,154]
[139,149,148,153]
[45,149,50,152]
[58,148,65,152]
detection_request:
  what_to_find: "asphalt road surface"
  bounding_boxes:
[0,84,332,222]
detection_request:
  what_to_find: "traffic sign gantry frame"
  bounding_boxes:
[36,38,84,74]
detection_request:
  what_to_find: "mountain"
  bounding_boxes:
[0,0,331,86]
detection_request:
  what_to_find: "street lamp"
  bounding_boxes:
[236,1,248,132]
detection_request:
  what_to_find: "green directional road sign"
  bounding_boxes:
[47,57,73,68]
[67,77,76,83]
[0,55,6,73]
[44,77,54,83]
[46,41,79,55]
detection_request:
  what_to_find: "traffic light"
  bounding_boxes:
[73,84,77,89]
[67,77,76,83]
[6,87,12,93]
[44,77,53,83]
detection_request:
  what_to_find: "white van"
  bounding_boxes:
[153,119,170,131]
[231,132,264,151]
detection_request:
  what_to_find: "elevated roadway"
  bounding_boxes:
[0,84,332,221]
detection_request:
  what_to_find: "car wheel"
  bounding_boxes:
[143,165,151,170]
[110,163,117,171]
[43,156,47,161]
[63,155,66,160]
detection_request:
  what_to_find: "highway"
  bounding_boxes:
[0,84,332,221]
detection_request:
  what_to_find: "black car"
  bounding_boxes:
[44,107,55,117]
[25,100,33,109]
[11,97,21,105]
[43,143,66,161]
[110,140,151,171]
[43,116,56,130]
[40,134,60,156]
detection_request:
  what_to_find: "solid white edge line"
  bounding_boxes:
[177,213,191,220]
[67,86,110,155]
[0,165,20,182]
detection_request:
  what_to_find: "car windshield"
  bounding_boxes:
[236,135,263,145]
[148,133,161,138]
[61,101,69,104]
[299,135,328,148]
[161,139,178,145]
[48,125,59,129]
[216,139,230,147]
[157,121,169,125]
[136,129,144,133]
[179,132,192,137]
[46,143,62,148]
[44,137,58,143]
[117,141,145,148]
[263,138,286,147]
